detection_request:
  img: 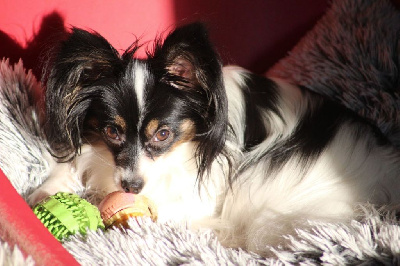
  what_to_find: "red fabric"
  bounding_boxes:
[0,170,79,265]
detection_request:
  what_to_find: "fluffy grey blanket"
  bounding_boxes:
[268,0,400,148]
[1,0,400,265]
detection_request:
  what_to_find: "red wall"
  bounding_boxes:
[0,0,327,78]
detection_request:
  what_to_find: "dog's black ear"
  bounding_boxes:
[44,28,122,159]
[152,23,230,183]
[152,22,222,91]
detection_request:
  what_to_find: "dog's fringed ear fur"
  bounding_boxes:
[151,23,230,183]
[44,28,123,160]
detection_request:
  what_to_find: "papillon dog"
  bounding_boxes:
[29,23,400,255]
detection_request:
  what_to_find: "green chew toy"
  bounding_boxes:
[33,192,105,241]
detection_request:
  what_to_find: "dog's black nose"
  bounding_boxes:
[121,179,144,194]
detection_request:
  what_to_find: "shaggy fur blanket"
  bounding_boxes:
[1,0,400,265]
[268,0,400,148]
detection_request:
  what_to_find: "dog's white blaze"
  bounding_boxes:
[133,62,147,109]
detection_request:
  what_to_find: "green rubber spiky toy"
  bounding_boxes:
[33,192,105,241]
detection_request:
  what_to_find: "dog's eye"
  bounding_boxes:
[154,129,170,142]
[105,126,120,140]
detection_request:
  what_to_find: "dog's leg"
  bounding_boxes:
[27,162,80,206]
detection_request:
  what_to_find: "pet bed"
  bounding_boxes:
[1,0,400,264]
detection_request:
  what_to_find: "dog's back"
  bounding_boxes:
[215,67,400,253]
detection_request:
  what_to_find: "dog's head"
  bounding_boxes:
[45,23,229,194]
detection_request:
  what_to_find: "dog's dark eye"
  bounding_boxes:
[104,126,125,146]
[154,129,170,142]
[105,126,120,140]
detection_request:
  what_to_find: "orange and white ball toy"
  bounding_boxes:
[98,191,157,229]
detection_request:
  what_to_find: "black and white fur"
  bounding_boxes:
[29,23,400,255]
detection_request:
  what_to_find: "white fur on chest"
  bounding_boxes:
[138,142,227,225]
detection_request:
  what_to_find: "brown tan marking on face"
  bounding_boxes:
[115,115,127,131]
[170,119,196,150]
[145,119,159,139]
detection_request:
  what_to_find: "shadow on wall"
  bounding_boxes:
[0,12,68,79]
[173,0,328,74]
[0,1,328,80]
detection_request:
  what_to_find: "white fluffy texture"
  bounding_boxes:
[71,142,119,204]
[60,206,400,265]
[0,241,34,266]
[222,66,247,146]
[138,142,227,226]
[62,219,270,265]
[27,159,82,205]
[27,141,118,206]
[0,59,51,199]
